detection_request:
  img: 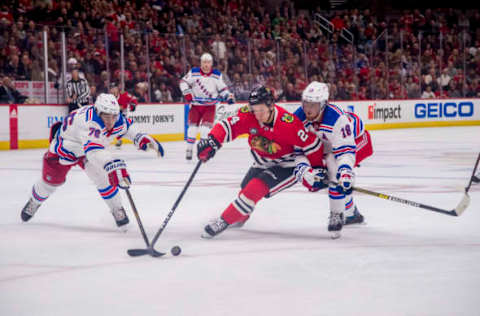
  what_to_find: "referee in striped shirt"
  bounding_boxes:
[66,69,90,113]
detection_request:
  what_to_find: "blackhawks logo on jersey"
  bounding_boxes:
[240,105,250,113]
[250,136,282,154]
[281,113,294,123]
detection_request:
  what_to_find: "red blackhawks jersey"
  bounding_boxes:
[209,104,324,168]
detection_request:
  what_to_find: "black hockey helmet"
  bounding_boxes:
[248,86,274,108]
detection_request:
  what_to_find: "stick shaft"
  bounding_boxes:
[125,188,150,247]
[352,186,457,216]
[150,160,202,247]
[465,152,480,193]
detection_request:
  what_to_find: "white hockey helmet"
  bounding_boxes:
[200,53,213,62]
[302,81,329,104]
[95,93,120,115]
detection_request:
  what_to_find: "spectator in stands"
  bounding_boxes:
[284,82,299,101]
[154,83,173,103]
[3,54,26,79]
[438,68,451,90]
[406,77,421,99]
[421,85,436,99]
[234,74,250,101]
[133,82,147,102]
[3,2,480,103]
[211,34,226,60]
[448,80,462,98]
[0,75,27,104]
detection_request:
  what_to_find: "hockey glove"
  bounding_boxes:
[184,93,193,103]
[104,159,131,189]
[129,101,137,112]
[337,166,355,194]
[137,134,164,157]
[197,135,221,162]
[294,162,328,192]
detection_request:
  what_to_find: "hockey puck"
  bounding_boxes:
[171,246,181,256]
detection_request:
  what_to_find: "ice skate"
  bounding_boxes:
[229,216,249,229]
[344,207,365,225]
[328,211,343,239]
[21,198,41,222]
[112,207,129,231]
[202,217,229,238]
[186,148,193,160]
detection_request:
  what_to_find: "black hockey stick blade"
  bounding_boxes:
[127,248,166,257]
[127,248,150,257]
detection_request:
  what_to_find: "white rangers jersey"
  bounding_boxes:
[179,67,231,106]
[294,103,357,171]
[49,105,144,168]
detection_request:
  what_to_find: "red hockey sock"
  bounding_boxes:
[222,178,269,224]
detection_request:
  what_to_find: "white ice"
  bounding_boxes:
[1,126,479,316]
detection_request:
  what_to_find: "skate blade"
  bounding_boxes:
[344,221,367,227]
[330,231,341,239]
[201,232,214,239]
[117,224,129,233]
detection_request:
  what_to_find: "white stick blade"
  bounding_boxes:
[454,193,470,216]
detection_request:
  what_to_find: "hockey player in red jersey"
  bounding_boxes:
[197,86,328,238]
[110,83,138,148]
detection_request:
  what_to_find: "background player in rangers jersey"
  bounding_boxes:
[109,83,138,148]
[20,93,164,229]
[294,81,373,232]
[196,86,329,238]
[179,53,234,160]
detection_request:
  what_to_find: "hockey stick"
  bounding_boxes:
[325,180,470,217]
[127,160,202,257]
[465,152,480,193]
[124,188,153,248]
[351,185,469,217]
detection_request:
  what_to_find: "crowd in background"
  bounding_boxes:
[0,0,480,103]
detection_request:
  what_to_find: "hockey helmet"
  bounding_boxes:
[302,81,329,112]
[200,53,213,62]
[248,86,274,108]
[95,93,120,115]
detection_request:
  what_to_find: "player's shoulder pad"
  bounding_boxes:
[90,108,106,128]
[322,103,345,126]
[212,69,221,76]
[191,67,201,73]
[293,106,307,122]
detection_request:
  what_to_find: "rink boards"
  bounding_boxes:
[1,98,479,150]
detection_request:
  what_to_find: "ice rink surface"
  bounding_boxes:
[1,126,479,316]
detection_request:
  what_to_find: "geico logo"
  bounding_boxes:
[414,102,474,118]
[367,104,401,121]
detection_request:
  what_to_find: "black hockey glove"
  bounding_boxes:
[197,135,221,162]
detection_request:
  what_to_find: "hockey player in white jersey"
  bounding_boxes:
[179,53,234,160]
[294,81,373,237]
[20,93,164,229]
